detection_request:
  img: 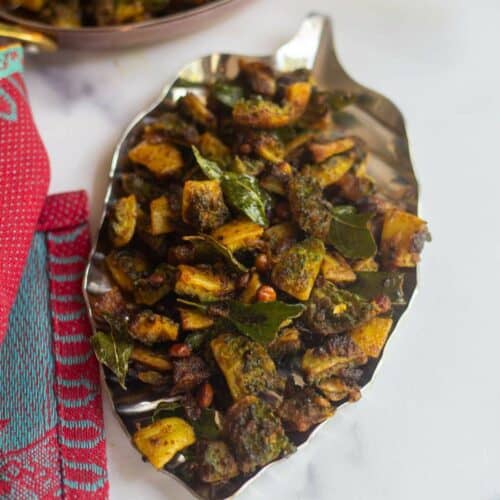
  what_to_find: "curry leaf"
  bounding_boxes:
[221,172,269,226]
[192,146,223,179]
[227,300,306,344]
[348,271,406,305]
[91,330,132,389]
[184,235,248,272]
[328,206,377,259]
[193,147,270,226]
[152,401,184,422]
[212,82,244,108]
[192,409,222,440]
[177,298,305,344]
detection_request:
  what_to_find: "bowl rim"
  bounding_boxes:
[0,0,238,34]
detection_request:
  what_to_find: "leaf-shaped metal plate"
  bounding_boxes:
[83,14,420,500]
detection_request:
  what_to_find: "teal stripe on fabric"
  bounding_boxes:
[59,392,97,408]
[50,293,84,303]
[0,233,59,452]
[63,477,107,492]
[61,419,100,430]
[54,333,89,344]
[63,459,106,475]
[55,351,93,365]
[58,377,96,391]
[47,224,86,243]
[49,254,86,264]
[62,460,107,492]
[54,308,86,322]
[60,420,102,448]
[0,88,17,122]
[50,271,84,283]
[0,45,23,79]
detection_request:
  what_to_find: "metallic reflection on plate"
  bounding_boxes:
[83,14,419,499]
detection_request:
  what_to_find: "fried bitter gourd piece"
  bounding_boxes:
[349,317,393,358]
[232,82,311,129]
[288,174,333,240]
[196,440,239,484]
[211,334,283,401]
[305,280,373,336]
[321,251,356,284]
[301,154,355,188]
[133,417,196,469]
[381,209,430,268]
[182,180,229,233]
[211,219,264,252]
[105,249,149,292]
[179,92,217,129]
[129,310,179,344]
[175,265,235,302]
[267,327,302,361]
[239,271,262,304]
[271,238,325,301]
[109,194,137,248]
[302,335,368,383]
[133,263,175,306]
[150,196,176,235]
[144,112,200,146]
[224,396,294,474]
[316,375,361,402]
[179,308,214,331]
[239,59,277,97]
[278,386,334,432]
[264,222,298,258]
[128,140,184,178]
[308,137,356,163]
[199,132,231,167]
[130,345,172,372]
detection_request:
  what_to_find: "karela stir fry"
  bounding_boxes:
[90,60,430,492]
[1,0,215,27]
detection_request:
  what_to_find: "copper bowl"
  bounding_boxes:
[0,0,246,51]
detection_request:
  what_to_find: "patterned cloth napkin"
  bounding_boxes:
[0,45,108,498]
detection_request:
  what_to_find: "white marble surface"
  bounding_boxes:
[22,0,500,498]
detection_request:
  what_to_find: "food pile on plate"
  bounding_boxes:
[89,60,430,491]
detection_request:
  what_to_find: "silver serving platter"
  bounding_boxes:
[83,13,420,500]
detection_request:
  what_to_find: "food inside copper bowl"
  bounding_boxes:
[1,0,217,27]
[89,60,430,493]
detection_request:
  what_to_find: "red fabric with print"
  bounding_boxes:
[0,45,108,498]
[0,45,50,345]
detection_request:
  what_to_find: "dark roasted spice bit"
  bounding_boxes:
[171,355,211,395]
[224,396,295,474]
[304,280,373,336]
[278,386,334,432]
[196,440,239,483]
[302,335,368,383]
[91,287,127,319]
